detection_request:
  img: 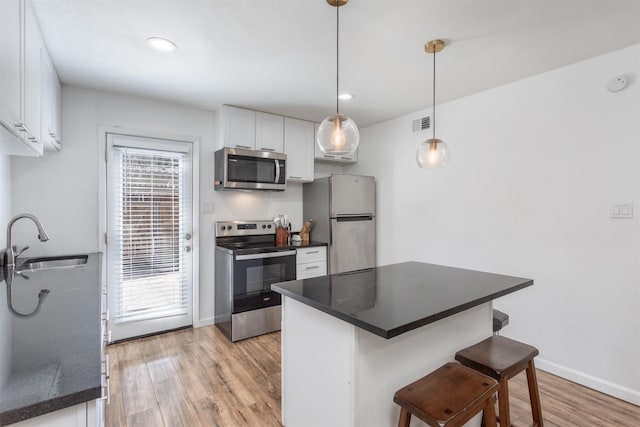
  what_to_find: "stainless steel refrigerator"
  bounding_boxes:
[303,174,375,274]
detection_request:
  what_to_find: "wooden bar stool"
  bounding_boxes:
[455,336,544,427]
[393,362,499,427]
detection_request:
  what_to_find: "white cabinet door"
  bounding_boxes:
[296,247,327,279]
[53,70,61,144]
[284,117,314,182]
[297,261,327,279]
[255,111,283,152]
[22,0,43,154]
[0,0,41,156]
[314,122,358,163]
[0,0,22,131]
[222,105,255,150]
[41,49,61,151]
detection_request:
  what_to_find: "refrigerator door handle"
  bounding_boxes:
[335,214,373,222]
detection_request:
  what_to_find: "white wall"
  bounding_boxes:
[347,44,640,404]
[0,155,12,389]
[10,86,305,326]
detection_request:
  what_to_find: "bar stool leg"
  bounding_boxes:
[482,396,498,427]
[497,379,511,427]
[526,360,544,427]
[398,408,411,427]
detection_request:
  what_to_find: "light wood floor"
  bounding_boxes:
[106,326,640,427]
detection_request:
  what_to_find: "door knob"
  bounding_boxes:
[185,233,192,241]
[184,246,191,253]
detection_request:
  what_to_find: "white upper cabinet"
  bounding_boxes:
[0,0,44,156]
[255,112,284,152]
[42,49,62,151]
[313,122,358,163]
[23,0,42,151]
[221,105,285,153]
[284,118,314,182]
[0,0,22,132]
[222,105,256,150]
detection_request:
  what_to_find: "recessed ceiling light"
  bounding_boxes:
[338,93,354,101]
[146,37,177,53]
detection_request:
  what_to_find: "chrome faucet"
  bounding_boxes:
[3,213,50,268]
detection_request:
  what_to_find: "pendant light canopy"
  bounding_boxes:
[317,0,360,156]
[417,39,450,169]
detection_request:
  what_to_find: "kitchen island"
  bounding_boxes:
[0,253,103,426]
[272,261,533,427]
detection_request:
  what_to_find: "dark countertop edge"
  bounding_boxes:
[283,241,327,250]
[384,279,534,338]
[273,285,390,337]
[273,279,534,340]
[0,386,101,426]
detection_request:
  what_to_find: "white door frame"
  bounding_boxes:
[97,125,200,340]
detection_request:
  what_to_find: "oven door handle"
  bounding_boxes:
[235,250,296,261]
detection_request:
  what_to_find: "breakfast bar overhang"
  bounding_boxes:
[272,261,533,427]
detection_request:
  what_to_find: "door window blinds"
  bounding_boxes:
[109,145,190,323]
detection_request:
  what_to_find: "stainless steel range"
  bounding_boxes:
[214,220,296,342]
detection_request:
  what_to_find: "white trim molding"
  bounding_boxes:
[536,357,640,405]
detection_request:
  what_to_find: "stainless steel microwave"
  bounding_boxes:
[215,147,287,191]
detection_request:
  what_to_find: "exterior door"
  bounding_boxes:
[106,133,193,341]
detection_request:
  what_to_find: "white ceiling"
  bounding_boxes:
[31,0,640,127]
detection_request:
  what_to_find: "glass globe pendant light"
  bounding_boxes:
[317,0,359,156]
[417,39,450,168]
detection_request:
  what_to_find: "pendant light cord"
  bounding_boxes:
[432,47,436,140]
[336,4,340,114]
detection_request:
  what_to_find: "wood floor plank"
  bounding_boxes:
[126,407,164,427]
[116,341,157,417]
[193,396,226,427]
[157,398,201,427]
[105,326,640,427]
[104,392,126,427]
[105,345,121,397]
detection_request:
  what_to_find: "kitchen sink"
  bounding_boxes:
[20,255,88,270]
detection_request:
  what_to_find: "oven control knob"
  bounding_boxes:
[221,226,226,231]
[262,224,266,229]
[267,224,272,229]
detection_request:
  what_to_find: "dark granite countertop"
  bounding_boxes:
[0,253,102,426]
[272,261,533,339]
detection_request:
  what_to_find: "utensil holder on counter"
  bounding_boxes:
[275,227,288,246]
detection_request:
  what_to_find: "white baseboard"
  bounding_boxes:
[194,316,215,328]
[536,357,640,406]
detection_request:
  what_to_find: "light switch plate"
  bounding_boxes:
[610,202,633,219]
[203,202,215,214]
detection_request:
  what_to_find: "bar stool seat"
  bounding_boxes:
[393,362,499,427]
[455,336,544,427]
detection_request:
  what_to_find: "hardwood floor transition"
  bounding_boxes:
[105,326,639,427]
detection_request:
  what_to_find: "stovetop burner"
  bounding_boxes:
[215,220,290,254]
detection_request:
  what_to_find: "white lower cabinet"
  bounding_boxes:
[296,246,327,279]
[11,400,103,427]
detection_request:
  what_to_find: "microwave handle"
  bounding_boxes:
[274,159,281,183]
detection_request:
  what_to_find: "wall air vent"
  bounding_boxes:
[412,115,430,133]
